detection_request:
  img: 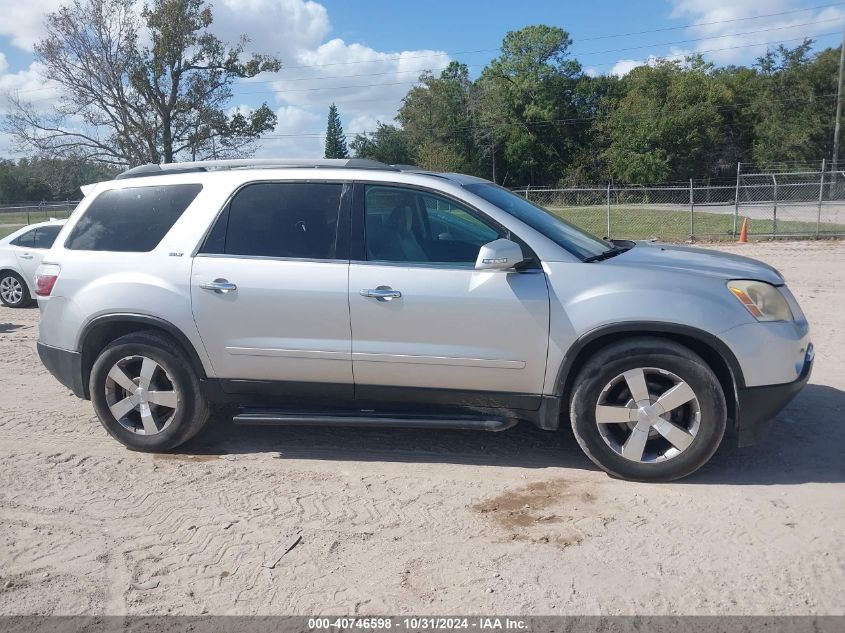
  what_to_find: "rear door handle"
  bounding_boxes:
[200,279,237,294]
[360,286,402,301]
[20,253,34,259]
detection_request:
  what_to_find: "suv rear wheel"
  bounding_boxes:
[89,331,210,451]
[569,337,727,482]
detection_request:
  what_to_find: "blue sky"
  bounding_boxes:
[1,0,844,158]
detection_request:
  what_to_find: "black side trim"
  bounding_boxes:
[202,378,542,419]
[554,321,747,395]
[79,314,208,398]
[219,379,354,403]
[354,383,541,410]
[38,342,86,398]
[735,356,813,447]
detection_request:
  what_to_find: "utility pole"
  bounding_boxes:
[832,23,845,172]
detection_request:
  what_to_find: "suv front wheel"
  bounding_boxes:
[569,337,727,482]
[89,331,210,451]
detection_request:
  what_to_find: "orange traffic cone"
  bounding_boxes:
[737,218,748,244]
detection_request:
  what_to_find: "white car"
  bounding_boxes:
[0,219,67,308]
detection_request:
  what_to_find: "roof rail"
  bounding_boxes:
[116,158,399,180]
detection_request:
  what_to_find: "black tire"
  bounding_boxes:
[0,271,33,308]
[569,337,727,482]
[89,330,210,452]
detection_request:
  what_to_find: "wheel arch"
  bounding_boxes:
[555,322,743,432]
[78,313,207,399]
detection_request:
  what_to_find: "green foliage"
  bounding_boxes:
[750,41,838,167]
[602,57,731,183]
[397,62,479,172]
[324,104,349,159]
[476,25,582,186]
[353,26,840,186]
[0,158,118,203]
[350,123,413,165]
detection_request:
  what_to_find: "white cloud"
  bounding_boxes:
[0,60,61,111]
[254,105,323,158]
[669,0,845,63]
[216,0,330,57]
[610,59,642,77]
[0,0,62,50]
[610,48,691,77]
[0,0,447,159]
[266,39,448,116]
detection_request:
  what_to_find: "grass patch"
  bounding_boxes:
[548,206,845,241]
[0,225,24,239]
[0,209,73,226]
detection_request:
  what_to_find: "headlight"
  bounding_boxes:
[727,280,793,322]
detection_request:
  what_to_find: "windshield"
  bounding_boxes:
[463,183,611,261]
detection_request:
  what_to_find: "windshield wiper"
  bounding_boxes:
[583,246,629,263]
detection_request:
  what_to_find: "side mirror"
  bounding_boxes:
[475,238,525,271]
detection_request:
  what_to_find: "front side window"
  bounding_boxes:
[464,182,610,261]
[365,185,504,264]
[65,184,202,252]
[202,182,344,260]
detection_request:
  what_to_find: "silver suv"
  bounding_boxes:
[34,159,813,481]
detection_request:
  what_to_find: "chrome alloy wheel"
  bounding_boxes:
[104,355,179,435]
[594,367,701,463]
[0,276,23,305]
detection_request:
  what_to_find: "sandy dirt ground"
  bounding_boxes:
[0,241,843,616]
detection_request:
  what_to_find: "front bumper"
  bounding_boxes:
[734,344,813,446]
[37,342,86,399]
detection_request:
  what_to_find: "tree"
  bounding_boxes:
[0,158,116,202]
[4,0,281,166]
[476,25,583,186]
[324,103,349,159]
[350,122,412,165]
[601,57,731,183]
[750,41,837,166]
[397,62,480,173]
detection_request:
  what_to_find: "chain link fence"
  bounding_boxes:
[3,166,845,243]
[515,167,845,242]
[0,201,78,238]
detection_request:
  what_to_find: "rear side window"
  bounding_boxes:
[10,229,35,247]
[65,184,202,252]
[201,182,344,260]
[33,225,63,249]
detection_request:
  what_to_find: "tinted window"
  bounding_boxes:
[365,185,504,264]
[65,184,202,252]
[10,229,36,248]
[202,183,343,260]
[33,225,63,249]
[464,182,609,261]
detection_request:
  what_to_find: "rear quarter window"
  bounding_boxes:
[64,184,202,252]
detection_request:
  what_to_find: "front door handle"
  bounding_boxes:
[200,279,237,294]
[360,286,402,301]
[20,253,34,260]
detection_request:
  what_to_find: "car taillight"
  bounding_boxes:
[35,265,60,297]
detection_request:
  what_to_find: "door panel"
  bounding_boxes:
[13,248,41,285]
[350,265,549,395]
[349,183,550,400]
[190,180,353,390]
[191,257,352,384]
[13,225,61,288]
